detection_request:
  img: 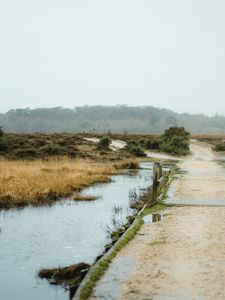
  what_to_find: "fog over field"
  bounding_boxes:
[0,106,225,133]
[1,0,225,116]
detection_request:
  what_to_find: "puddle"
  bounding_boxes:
[166,185,225,206]
[165,198,225,206]
[140,162,153,170]
[93,255,136,299]
[143,213,163,223]
[0,162,153,300]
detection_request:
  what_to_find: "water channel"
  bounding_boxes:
[0,162,153,300]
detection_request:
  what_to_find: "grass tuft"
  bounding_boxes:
[148,239,167,246]
[73,193,100,201]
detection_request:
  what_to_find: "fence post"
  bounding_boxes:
[153,162,163,204]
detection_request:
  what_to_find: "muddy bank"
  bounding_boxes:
[39,263,90,297]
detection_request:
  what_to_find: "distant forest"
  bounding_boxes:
[0,106,225,134]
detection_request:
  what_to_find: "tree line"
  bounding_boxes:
[0,106,224,133]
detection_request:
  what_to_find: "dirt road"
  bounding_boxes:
[83,137,126,151]
[169,141,225,201]
[91,141,225,300]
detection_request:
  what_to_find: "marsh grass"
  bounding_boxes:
[72,193,100,201]
[104,205,127,239]
[0,158,140,209]
[0,158,121,208]
[38,262,90,289]
[193,134,225,149]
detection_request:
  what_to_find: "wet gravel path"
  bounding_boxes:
[91,142,225,300]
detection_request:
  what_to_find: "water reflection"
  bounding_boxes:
[143,213,163,223]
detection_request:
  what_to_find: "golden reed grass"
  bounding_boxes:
[0,158,122,208]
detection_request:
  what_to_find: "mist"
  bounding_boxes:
[1,0,225,115]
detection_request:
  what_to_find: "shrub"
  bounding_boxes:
[14,148,38,158]
[160,126,190,155]
[36,139,47,147]
[0,139,7,152]
[64,147,78,157]
[129,140,138,145]
[0,127,7,153]
[125,139,146,157]
[214,141,225,152]
[128,144,146,157]
[127,140,139,147]
[138,138,146,146]
[98,136,111,149]
[144,138,161,150]
[163,126,190,139]
[42,144,63,155]
[160,136,189,155]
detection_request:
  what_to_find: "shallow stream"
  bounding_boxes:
[0,162,153,300]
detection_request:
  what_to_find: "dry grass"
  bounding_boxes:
[72,193,100,201]
[0,158,119,209]
[0,157,140,209]
[192,134,225,144]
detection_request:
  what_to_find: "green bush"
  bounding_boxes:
[163,126,190,139]
[0,139,7,152]
[144,138,161,150]
[127,140,139,147]
[0,127,7,153]
[36,139,47,147]
[14,148,37,158]
[125,139,146,157]
[127,144,146,157]
[0,127,3,138]
[138,138,146,146]
[98,136,111,149]
[160,136,189,155]
[160,126,190,155]
[42,144,63,155]
[214,141,225,152]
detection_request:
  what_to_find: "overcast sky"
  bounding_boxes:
[0,0,225,115]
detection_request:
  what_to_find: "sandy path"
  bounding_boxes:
[169,141,225,201]
[91,141,225,300]
[146,151,179,161]
[83,137,126,151]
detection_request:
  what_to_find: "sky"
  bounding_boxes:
[0,0,225,115]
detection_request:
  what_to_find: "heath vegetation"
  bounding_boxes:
[121,126,190,156]
[0,126,192,209]
[193,134,225,152]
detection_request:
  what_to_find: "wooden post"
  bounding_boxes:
[153,162,159,204]
[158,162,163,178]
[153,162,163,204]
